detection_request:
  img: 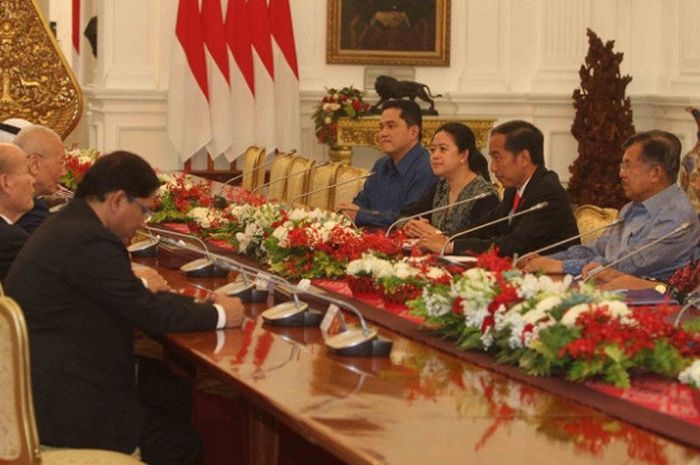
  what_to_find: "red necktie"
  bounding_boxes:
[512,192,522,212]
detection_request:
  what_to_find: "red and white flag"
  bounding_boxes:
[167,0,212,162]
[71,0,82,82]
[269,0,300,153]
[224,0,256,160]
[247,0,276,152]
[201,0,234,158]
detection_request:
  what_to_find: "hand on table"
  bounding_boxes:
[520,256,564,274]
[132,264,171,292]
[403,218,441,239]
[211,293,245,328]
[417,232,453,254]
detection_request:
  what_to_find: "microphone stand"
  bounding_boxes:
[384,192,490,237]
[581,222,692,282]
[289,171,374,206]
[513,218,624,267]
[251,161,330,198]
[438,201,549,256]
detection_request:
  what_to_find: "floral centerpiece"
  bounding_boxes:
[346,253,394,297]
[379,257,452,311]
[61,146,101,190]
[151,172,216,224]
[312,86,370,147]
[409,248,700,388]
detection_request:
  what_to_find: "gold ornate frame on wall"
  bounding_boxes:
[326,0,450,66]
[0,0,83,139]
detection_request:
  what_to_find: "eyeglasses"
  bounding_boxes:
[619,160,659,173]
[127,196,153,222]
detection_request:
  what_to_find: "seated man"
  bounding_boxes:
[522,130,700,280]
[5,151,244,465]
[337,99,437,227]
[420,120,579,256]
[14,124,67,233]
[0,143,34,280]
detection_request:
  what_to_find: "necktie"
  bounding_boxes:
[512,192,522,212]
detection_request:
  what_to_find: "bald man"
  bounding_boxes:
[0,143,35,280]
[14,125,66,233]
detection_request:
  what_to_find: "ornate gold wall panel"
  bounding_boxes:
[336,116,496,164]
[0,0,83,138]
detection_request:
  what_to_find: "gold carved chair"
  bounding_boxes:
[240,146,266,192]
[574,204,619,244]
[332,165,370,211]
[0,295,144,465]
[266,152,296,201]
[0,1,83,138]
[303,162,342,210]
[284,156,316,206]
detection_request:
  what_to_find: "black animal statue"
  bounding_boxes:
[370,75,442,115]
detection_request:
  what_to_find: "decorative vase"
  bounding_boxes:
[328,144,353,165]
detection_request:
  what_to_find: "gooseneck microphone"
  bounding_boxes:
[384,192,490,237]
[250,161,330,197]
[514,218,624,266]
[290,171,374,206]
[438,201,549,256]
[581,222,693,282]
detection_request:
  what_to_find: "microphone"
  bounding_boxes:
[582,222,693,282]
[439,201,549,256]
[289,171,374,206]
[219,149,296,189]
[674,293,700,327]
[385,192,490,236]
[145,225,229,278]
[250,160,330,198]
[514,218,624,266]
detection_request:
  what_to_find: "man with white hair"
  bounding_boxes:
[0,143,35,280]
[0,117,31,142]
[14,124,66,233]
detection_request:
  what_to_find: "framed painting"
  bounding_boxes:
[326,0,451,66]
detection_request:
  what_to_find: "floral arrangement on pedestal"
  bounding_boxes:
[408,249,700,388]
[61,146,101,190]
[312,86,370,147]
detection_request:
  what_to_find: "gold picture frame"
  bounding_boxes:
[326,0,450,67]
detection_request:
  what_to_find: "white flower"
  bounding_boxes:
[426,266,449,281]
[236,222,263,252]
[324,116,332,125]
[560,300,631,327]
[679,360,700,388]
[188,207,225,228]
[422,288,451,317]
[515,273,572,299]
[393,261,419,280]
[271,223,292,247]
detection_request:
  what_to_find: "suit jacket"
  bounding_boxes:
[0,217,29,281]
[4,200,219,453]
[16,197,50,234]
[453,166,580,256]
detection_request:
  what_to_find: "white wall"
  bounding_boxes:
[52,0,700,182]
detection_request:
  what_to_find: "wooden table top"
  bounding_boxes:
[139,257,700,465]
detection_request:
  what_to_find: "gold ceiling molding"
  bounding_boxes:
[0,0,83,139]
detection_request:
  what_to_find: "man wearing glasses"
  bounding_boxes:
[5,151,245,465]
[14,124,67,233]
[522,130,699,280]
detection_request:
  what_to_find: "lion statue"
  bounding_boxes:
[370,75,442,115]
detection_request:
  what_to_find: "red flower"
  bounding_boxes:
[452,297,464,315]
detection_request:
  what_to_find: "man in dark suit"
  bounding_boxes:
[14,125,67,233]
[5,151,244,465]
[418,120,579,256]
[0,143,34,280]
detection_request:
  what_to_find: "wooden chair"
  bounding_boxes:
[240,146,266,192]
[0,295,144,465]
[332,165,370,211]
[302,162,342,210]
[574,204,619,244]
[284,156,316,206]
[265,152,297,201]
[0,1,82,138]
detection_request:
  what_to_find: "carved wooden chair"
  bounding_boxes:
[0,295,144,465]
[574,204,619,244]
[284,156,316,206]
[266,152,297,201]
[240,146,266,192]
[0,1,82,138]
[332,165,370,211]
[302,162,342,210]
